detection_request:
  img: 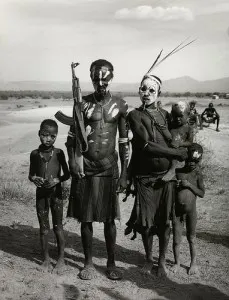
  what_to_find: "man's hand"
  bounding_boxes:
[176,148,188,161]
[116,176,127,194]
[122,180,135,202]
[31,176,44,187]
[42,177,60,189]
[69,160,85,179]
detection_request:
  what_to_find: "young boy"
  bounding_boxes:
[171,143,205,275]
[162,101,194,182]
[29,119,70,273]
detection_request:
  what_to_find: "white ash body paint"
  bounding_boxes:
[86,104,96,118]
[85,125,94,137]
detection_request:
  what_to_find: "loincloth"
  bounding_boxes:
[126,176,175,233]
[67,162,120,222]
[84,151,118,176]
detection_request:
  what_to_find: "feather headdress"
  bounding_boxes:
[142,37,196,86]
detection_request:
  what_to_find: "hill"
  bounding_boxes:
[0,76,229,93]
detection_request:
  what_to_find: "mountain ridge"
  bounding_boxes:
[0,76,229,93]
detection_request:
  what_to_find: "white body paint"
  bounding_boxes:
[86,104,95,118]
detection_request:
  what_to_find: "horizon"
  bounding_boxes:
[1,75,229,84]
[1,0,229,83]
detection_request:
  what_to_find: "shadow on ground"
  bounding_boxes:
[0,224,229,300]
[196,231,229,248]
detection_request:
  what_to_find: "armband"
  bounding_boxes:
[143,142,148,149]
[118,138,129,144]
[68,131,75,138]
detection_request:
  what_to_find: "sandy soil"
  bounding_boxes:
[0,98,229,300]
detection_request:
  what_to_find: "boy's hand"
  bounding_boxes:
[31,176,44,187]
[42,177,60,189]
[170,141,180,149]
[180,179,190,187]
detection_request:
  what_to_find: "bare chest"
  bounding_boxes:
[83,101,121,124]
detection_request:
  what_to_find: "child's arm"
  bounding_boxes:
[180,172,205,198]
[28,151,44,187]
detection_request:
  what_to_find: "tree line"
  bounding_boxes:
[0,90,228,100]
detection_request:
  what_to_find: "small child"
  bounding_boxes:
[29,119,70,273]
[162,101,194,181]
[171,143,205,275]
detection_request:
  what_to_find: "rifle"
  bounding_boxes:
[55,62,88,175]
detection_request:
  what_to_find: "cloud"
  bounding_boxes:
[197,2,229,15]
[115,6,194,21]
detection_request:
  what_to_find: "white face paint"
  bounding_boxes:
[139,77,160,106]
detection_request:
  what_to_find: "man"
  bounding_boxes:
[127,74,187,276]
[201,102,220,132]
[66,59,129,280]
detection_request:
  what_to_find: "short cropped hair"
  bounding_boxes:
[40,119,58,131]
[90,59,114,72]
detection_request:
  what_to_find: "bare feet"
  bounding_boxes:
[52,258,65,275]
[170,264,181,274]
[106,265,123,280]
[140,261,154,276]
[188,263,199,276]
[157,264,167,277]
[40,259,52,272]
[79,265,97,280]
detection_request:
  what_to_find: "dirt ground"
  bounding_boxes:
[0,97,229,300]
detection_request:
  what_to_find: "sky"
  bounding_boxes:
[0,0,229,83]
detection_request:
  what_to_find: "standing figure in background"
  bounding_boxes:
[188,101,203,130]
[201,102,220,132]
[66,59,129,280]
[171,143,205,275]
[29,119,70,273]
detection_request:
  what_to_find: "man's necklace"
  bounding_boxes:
[93,92,112,129]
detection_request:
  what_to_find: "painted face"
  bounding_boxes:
[90,65,113,97]
[172,101,189,126]
[186,149,202,169]
[39,125,57,148]
[139,77,160,106]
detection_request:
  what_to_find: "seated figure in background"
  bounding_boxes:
[201,102,220,132]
